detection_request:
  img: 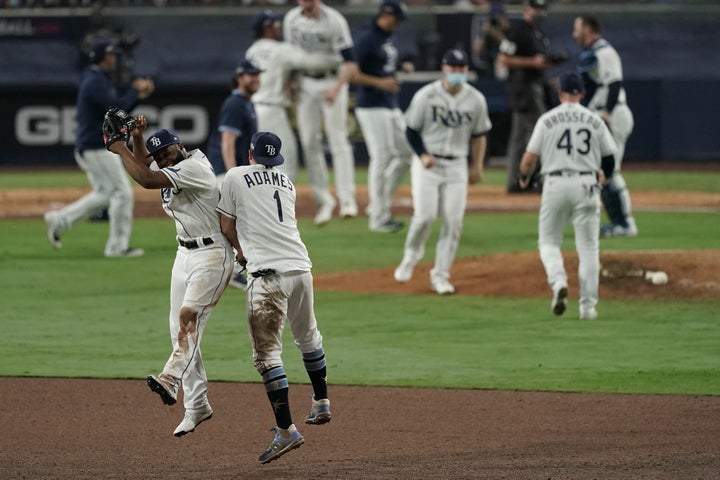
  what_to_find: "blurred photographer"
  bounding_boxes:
[498,0,566,193]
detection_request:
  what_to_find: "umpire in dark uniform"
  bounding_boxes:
[498,0,562,193]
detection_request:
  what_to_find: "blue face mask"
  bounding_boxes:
[446,72,467,87]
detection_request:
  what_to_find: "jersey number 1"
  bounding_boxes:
[273,190,284,223]
[557,128,591,155]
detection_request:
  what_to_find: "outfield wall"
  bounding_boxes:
[1,4,719,166]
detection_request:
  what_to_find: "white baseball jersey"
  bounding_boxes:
[245,38,338,106]
[283,3,352,59]
[217,164,312,274]
[159,149,224,238]
[405,80,492,158]
[583,38,627,112]
[526,102,616,173]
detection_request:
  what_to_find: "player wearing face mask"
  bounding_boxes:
[394,49,492,295]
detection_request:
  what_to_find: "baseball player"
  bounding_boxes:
[573,15,638,237]
[517,72,617,320]
[206,59,262,181]
[352,0,413,233]
[217,131,331,464]
[394,49,492,295]
[43,38,154,257]
[103,110,233,436]
[283,0,359,225]
[245,9,338,182]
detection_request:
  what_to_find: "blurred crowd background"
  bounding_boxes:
[2,0,715,8]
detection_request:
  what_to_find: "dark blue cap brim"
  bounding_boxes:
[255,154,284,167]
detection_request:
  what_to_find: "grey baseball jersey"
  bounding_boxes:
[283,3,353,58]
[526,102,616,173]
[245,38,338,106]
[217,164,311,274]
[405,80,492,158]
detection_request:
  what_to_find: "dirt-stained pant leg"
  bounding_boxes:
[285,271,323,354]
[164,244,233,410]
[247,273,289,373]
[248,271,323,373]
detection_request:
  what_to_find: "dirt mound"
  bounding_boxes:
[315,250,720,301]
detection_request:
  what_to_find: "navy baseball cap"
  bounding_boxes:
[527,0,548,9]
[252,9,280,36]
[559,72,585,94]
[379,0,408,21]
[442,48,469,66]
[250,131,284,167]
[236,59,263,76]
[145,129,181,157]
[89,39,120,63]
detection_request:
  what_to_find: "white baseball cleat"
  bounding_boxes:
[551,286,568,316]
[339,200,358,218]
[580,307,598,320]
[105,247,145,258]
[43,211,62,249]
[394,259,415,283]
[432,279,455,295]
[173,405,213,437]
[314,197,336,226]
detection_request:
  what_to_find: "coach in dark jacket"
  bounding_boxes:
[43,39,154,257]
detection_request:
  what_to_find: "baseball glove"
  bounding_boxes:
[102,106,136,150]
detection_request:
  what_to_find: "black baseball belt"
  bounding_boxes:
[430,153,463,160]
[302,69,337,79]
[547,170,595,177]
[177,236,215,249]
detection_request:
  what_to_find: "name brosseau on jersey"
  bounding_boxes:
[243,169,294,192]
[431,106,473,128]
[543,110,603,130]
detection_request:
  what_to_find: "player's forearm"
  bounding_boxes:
[470,135,487,173]
[219,214,242,253]
[118,147,164,189]
[221,144,236,172]
[519,152,539,177]
[131,134,153,167]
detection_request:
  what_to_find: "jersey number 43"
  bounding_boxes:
[557,128,591,155]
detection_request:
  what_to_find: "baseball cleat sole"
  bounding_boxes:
[147,375,177,406]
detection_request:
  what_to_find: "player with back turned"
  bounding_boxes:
[103,108,233,437]
[573,15,638,237]
[217,131,331,464]
[517,72,617,320]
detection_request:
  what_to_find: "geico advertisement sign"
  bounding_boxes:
[15,105,209,146]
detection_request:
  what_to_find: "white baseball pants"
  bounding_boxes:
[296,76,356,208]
[163,240,233,411]
[607,104,636,228]
[255,103,300,182]
[401,157,468,284]
[538,174,601,312]
[246,270,323,374]
[355,107,412,229]
[54,148,134,256]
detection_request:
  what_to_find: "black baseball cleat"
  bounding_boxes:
[552,286,568,316]
[147,374,179,405]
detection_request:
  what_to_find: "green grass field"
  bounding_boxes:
[1,168,718,395]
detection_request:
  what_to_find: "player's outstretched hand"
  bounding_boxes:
[103,107,136,152]
[131,115,148,137]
